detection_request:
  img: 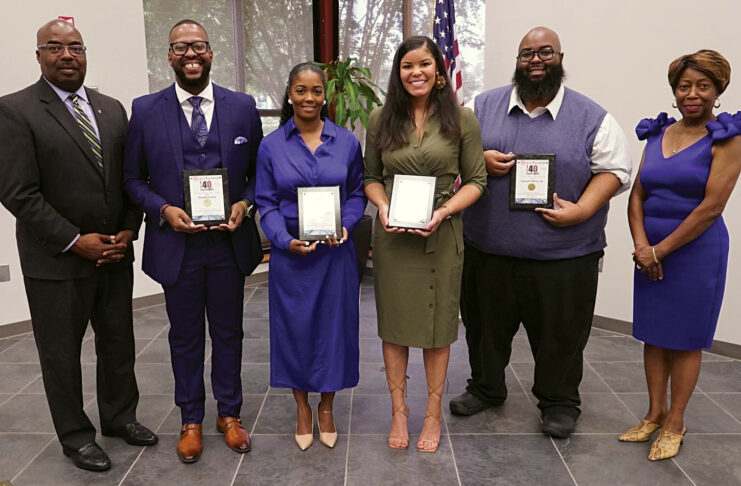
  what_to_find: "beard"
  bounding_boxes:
[512,62,565,104]
[173,62,211,91]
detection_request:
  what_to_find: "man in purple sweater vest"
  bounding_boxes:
[449,27,632,438]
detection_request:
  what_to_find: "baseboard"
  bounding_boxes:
[593,314,741,361]
[0,272,270,339]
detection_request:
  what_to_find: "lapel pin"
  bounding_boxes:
[97,109,102,114]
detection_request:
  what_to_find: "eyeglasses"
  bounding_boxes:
[169,41,210,56]
[37,44,86,56]
[517,47,559,63]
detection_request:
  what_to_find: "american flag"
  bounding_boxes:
[433,0,462,104]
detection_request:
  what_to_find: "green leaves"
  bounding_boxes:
[317,57,385,130]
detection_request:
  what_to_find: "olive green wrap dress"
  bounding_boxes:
[364,106,487,348]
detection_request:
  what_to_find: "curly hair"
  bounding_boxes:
[375,36,460,151]
[279,62,330,126]
[668,49,731,95]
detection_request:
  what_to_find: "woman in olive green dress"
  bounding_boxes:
[364,36,487,453]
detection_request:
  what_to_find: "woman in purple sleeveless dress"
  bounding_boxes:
[621,50,741,461]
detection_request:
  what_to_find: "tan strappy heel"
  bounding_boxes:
[387,377,409,450]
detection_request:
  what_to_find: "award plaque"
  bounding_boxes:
[183,168,230,226]
[509,154,555,209]
[388,175,437,229]
[298,186,342,241]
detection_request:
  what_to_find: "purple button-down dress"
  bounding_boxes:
[256,118,366,391]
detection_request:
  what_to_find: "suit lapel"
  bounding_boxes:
[37,80,103,179]
[161,85,184,175]
[86,89,112,186]
[215,85,232,174]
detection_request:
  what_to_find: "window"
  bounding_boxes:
[243,0,314,110]
[142,0,485,129]
[142,0,237,93]
[339,0,403,95]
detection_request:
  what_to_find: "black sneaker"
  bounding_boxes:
[449,391,497,416]
[541,412,577,438]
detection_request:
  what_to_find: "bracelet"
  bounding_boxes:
[160,203,171,217]
[651,246,659,264]
[441,205,453,219]
[237,200,249,213]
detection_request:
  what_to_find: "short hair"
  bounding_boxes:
[169,19,207,38]
[668,49,731,95]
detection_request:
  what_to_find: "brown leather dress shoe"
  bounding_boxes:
[216,416,251,453]
[177,424,202,463]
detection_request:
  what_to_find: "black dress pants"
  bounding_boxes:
[460,242,601,417]
[24,264,139,450]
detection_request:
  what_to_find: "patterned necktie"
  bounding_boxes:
[188,96,208,147]
[69,94,103,170]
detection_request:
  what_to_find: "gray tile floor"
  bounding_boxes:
[1,275,741,485]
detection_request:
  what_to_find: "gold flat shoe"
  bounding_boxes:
[648,427,686,461]
[618,419,661,442]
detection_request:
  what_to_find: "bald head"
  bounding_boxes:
[37,19,81,45]
[518,27,561,53]
[36,19,87,92]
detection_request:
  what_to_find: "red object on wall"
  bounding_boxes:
[58,16,75,26]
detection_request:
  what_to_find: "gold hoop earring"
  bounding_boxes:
[435,75,447,90]
[714,98,721,108]
[671,99,677,108]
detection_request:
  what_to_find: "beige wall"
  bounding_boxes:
[1,1,159,327]
[484,0,741,345]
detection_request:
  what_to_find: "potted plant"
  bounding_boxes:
[317,57,385,275]
[317,57,385,131]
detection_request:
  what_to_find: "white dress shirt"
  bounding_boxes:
[175,81,215,130]
[508,85,633,194]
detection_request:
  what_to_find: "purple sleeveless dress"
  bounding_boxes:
[633,112,741,350]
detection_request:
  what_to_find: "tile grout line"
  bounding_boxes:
[11,435,57,483]
[442,389,462,486]
[118,401,177,486]
[584,359,697,485]
[343,387,354,486]
[0,358,47,408]
[12,394,99,483]
[229,287,262,486]
[509,362,579,486]
[695,386,741,426]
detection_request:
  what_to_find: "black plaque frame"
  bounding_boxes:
[298,186,343,241]
[509,154,556,210]
[183,168,230,226]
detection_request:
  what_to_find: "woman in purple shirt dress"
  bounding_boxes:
[255,63,366,451]
[621,50,741,461]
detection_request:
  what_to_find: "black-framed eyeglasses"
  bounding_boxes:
[37,43,86,56]
[517,47,559,63]
[169,41,210,56]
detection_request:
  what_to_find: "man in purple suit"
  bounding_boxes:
[123,19,262,463]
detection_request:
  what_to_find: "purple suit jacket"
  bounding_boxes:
[123,83,263,285]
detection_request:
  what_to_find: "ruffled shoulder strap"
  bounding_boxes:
[635,112,675,140]
[706,112,741,143]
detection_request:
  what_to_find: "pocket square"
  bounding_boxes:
[234,136,248,145]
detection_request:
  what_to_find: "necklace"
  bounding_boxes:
[672,120,708,153]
